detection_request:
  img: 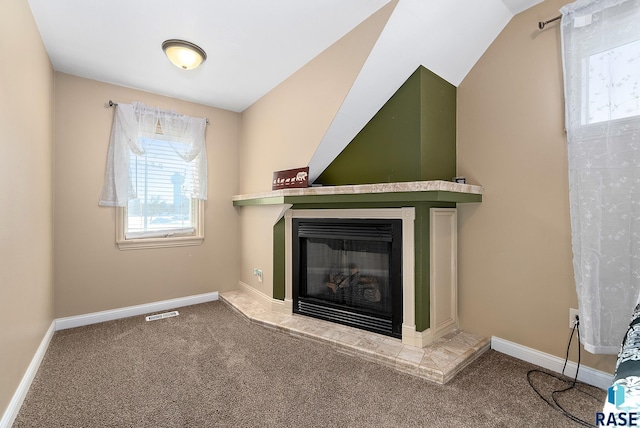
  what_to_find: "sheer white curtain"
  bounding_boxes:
[99,102,208,207]
[561,0,640,353]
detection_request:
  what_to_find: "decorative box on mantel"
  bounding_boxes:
[272,167,309,190]
[232,180,483,348]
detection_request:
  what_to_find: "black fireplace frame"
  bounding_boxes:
[292,218,403,338]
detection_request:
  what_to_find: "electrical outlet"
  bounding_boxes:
[569,308,579,328]
[253,268,263,283]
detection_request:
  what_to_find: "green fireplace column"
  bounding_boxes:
[273,217,285,300]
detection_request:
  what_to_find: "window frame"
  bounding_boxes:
[115,192,204,250]
[113,118,206,251]
[577,41,640,129]
[567,8,640,131]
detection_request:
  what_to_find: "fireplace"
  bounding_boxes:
[235,188,471,347]
[292,218,403,338]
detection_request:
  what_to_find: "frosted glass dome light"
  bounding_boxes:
[162,39,206,70]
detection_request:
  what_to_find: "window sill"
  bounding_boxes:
[117,235,204,250]
[115,202,204,250]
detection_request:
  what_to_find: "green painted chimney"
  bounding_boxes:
[315,66,456,185]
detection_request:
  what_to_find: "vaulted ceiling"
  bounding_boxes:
[27,0,543,180]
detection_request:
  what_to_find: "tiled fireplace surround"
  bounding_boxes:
[227,181,490,384]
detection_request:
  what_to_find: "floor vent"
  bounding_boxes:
[145,310,179,322]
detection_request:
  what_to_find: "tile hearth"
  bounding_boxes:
[220,290,490,384]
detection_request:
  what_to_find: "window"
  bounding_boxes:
[116,135,204,250]
[100,101,207,250]
[582,39,640,126]
[562,1,640,130]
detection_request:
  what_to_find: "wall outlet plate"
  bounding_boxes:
[569,308,579,328]
[253,268,263,283]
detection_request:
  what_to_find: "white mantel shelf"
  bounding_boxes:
[232,180,483,206]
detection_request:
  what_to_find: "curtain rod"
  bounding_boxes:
[538,14,561,30]
[108,100,209,124]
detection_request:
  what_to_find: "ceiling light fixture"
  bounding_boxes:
[162,39,207,70]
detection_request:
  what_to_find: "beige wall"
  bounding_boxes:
[457,0,616,373]
[0,0,54,418]
[239,1,398,195]
[237,2,397,297]
[54,73,240,317]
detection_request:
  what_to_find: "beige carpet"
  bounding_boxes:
[14,301,605,427]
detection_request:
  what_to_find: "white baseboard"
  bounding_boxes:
[238,281,272,308]
[0,321,55,428]
[55,291,219,331]
[237,281,291,313]
[491,336,613,390]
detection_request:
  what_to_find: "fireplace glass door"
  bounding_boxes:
[293,219,402,337]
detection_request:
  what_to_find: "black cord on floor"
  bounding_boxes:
[526,319,603,427]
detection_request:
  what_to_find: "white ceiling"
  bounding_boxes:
[28,0,391,112]
[27,0,543,179]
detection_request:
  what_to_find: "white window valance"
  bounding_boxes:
[99,102,208,207]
